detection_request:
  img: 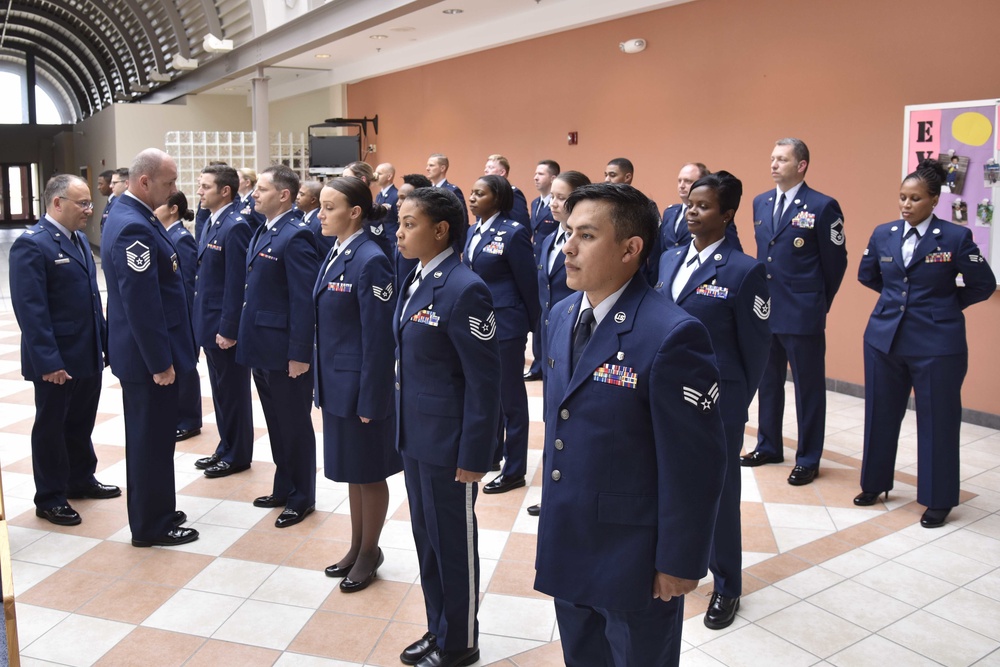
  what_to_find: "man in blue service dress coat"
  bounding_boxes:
[192,165,254,478]
[534,183,726,666]
[375,162,400,239]
[103,148,199,547]
[11,175,120,527]
[525,159,560,381]
[426,153,468,226]
[237,165,319,528]
[742,138,847,486]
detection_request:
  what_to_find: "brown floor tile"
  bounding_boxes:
[5,387,38,405]
[79,579,177,624]
[222,529,305,564]
[475,503,520,532]
[744,553,811,584]
[288,610,387,662]
[94,627,205,667]
[174,425,220,454]
[308,512,353,541]
[0,369,25,380]
[756,479,825,506]
[282,536,351,571]
[478,485,530,510]
[3,416,35,434]
[93,443,127,470]
[895,471,920,487]
[0,349,21,361]
[391,500,412,521]
[741,573,770,596]
[28,505,130,540]
[365,620,430,667]
[124,549,214,587]
[321,578,410,619]
[487,559,548,600]
[226,480,280,504]
[180,474,252,500]
[66,540,152,577]
[741,524,778,554]
[392,584,428,625]
[835,520,892,547]
[871,507,921,530]
[2,456,34,475]
[683,592,710,620]
[789,535,856,565]
[251,508,330,538]
[486,661,518,667]
[18,568,114,611]
[500,532,538,562]
[509,640,565,666]
[93,411,120,426]
[185,640,280,667]
[740,501,769,526]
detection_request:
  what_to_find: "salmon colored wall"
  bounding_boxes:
[347,0,1000,415]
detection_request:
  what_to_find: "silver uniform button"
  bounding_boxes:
[395,382,400,390]
[551,470,561,481]
[554,439,564,450]
[900,305,905,311]
[559,408,570,420]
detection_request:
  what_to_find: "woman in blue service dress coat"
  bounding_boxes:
[314,176,401,592]
[656,171,771,630]
[855,160,995,528]
[464,175,541,495]
[394,187,501,667]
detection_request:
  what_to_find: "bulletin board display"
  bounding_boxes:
[903,98,1000,283]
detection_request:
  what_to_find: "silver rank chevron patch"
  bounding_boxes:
[370,224,384,236]
[683,382,719,412]
[753,295,771,320]
[373,282,393,302]
[125,241,151,272]
[830,218,845,246]
[970,254,984,263]
[469,312,496,341]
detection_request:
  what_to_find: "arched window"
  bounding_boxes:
[0,69,70,125]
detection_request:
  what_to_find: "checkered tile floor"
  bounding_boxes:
[1,229,999,666]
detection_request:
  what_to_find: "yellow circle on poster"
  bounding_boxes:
[951,112,992,147]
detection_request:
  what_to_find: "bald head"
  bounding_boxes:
[375,163,395,189]
[128,148,178,210]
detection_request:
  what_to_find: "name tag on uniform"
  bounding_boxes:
[327,282,352,293]
[925,251,952,263]
[880,256,893,262]
[411,309,440,326]
[791,211,815,229]
[207,243,223,251]
[483,241,505,255]
[593,364,638,389]
[54,257,71,265]
[696,284,729,299]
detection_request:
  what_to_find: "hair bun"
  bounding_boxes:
[916,158,947,181]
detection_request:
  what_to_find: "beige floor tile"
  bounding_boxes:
[124,549,214,587]
[288,610,388,662]
[21,614,135,666]
[185,639,281,667]
[93,627,205,667]
[79,579,178,624]
[18,567,115,611]
[222,528,306,564]
[320,578,410,619]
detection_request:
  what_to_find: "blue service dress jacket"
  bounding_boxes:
[752,183,848,335]
[376,184,400,237]
[536,230,573,317]
[192,203,252,348]
[166,222,197,311]
[236,211,319,370]
[11,218,106,380]
[656,238,771,423]
[237,194,265,230]
[462,216,541,340]
[660,204,742,252]
[103,195,196,381]
[393,253,502,472]
[858,215,996,354]
[534,276,726,611]
[529,196,557,262]
[314,235,397,421]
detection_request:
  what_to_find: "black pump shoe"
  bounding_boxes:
[339,548,384,593]
[853,491,888,506]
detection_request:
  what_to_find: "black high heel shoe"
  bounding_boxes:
[340,548,384,593]
[853,491,888,506]
[324,559,356,578]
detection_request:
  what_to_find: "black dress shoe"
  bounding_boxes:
[854,491,888,506]
[340,548,384,593]
[275,505,315,528]
[401,633,438,665]
[173,511,187,527]
[787,465,819,486]
[704,592,740,629]
[203,461,251,478]
[131,527,199,547]
[523,371,542,381]
[416,646,480,667]
[66,482,122,500]
[324,559,356,578]
[921,507,951,528]
[36,505,81,526]
[740,450,784,467]
[176,428,202,441]
[526,504,540,516]
[195,454,221,470]
[253,494,287,508]
[482,474,526,494]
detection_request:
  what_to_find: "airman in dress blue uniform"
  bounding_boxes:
[535,183,726,667]
[525,160,561,381]
[10,175,120,527]
[103,149,199,547]
[855,160,996,528]
[426,154,468,226]
[742,139,848,486]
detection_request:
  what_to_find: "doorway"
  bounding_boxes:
[1,163,39,224]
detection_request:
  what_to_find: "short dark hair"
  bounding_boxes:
[565,183,658,265]
[538,160,561,177]
[262,165,300,199]
[404,187,467,252]
[402,174,433,189]
[685,162,710,178]
[43,174,86,206]
[554,170,591,190]
[905,159,948,197]
[689,171,743,225]
[775,138,810,168]
[201,164,239,202]
[326,176,386,221]
[99,169,113,181]
[115,167,130,180]
[477,175,514,215]
[607,157,634,175]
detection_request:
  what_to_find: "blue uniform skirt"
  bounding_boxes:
[322,410,402,484]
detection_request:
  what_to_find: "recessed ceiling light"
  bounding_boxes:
[315,53,331,59]
[390,26,416,32]
[369,34,388,40]
[223,87,237,91]
[442,8,463,15]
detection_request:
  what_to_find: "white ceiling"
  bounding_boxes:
[201,0,692,99]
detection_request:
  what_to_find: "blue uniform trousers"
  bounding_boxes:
[756,332,826,467]
[861,342,966,509]
[710,406,746,598]
[176,365,202,432]
[402,453,480,652]
[205,347,253,467]
[528,330,542,375]
[252,367,316,511]
[121,379,179,541]
[31,375,101,509]
[492,336,529,478]
[554,595,684,667]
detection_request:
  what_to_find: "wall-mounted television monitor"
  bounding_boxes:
[309,135,360,169]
